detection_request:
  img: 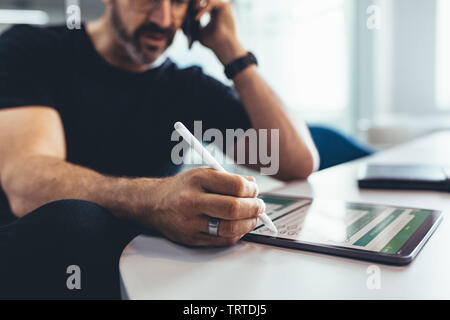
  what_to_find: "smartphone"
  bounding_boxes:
[182,0,201,49]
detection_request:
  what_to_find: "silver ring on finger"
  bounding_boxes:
[208,217,220,237]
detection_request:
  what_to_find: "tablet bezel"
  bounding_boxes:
[243,194,443,266]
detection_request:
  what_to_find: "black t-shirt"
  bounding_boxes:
[0,24,251,222]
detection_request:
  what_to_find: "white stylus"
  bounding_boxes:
[174,121,278,234]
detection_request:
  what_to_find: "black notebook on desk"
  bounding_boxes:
[358,164,450,192]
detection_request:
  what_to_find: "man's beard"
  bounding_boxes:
[110,2,175,65]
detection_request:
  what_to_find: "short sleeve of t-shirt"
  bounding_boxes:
[0,25,56,110]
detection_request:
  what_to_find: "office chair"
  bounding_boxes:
[308,125,375,170]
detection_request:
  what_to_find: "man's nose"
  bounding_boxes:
[150,0,173,29]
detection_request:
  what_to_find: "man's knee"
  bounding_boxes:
[41,199,116,229]
[25,199,113,234]
[1,200,128,299]
[11,199,137,253]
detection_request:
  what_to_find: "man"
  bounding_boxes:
[0,0,318,299]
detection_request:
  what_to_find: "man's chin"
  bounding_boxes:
[137,38,167,63]
[141,46,166,63]
[127,44,165,66]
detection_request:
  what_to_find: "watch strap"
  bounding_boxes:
[224,52,258,80]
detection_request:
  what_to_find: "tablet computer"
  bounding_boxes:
[243,194,443,265]
[357,164,450,192]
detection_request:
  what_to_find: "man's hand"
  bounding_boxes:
[195,0,247,65]
[139,167,265,247]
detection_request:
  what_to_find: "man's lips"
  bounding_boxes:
[141,31,166,47]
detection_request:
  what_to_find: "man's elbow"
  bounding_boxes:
[308,146,320,175]
[292,155,319,180]
[278,147,320,181]
[3,192,31,218]
[10,199,29,218]
[1,168,32,218]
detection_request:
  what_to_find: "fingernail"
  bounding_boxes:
[253,182,260,197]
[258,199,266,214]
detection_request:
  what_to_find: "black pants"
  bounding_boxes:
[0,199,141,299]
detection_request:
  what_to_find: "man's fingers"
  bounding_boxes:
[172,216,254,247]
[242,175,256,183]
[192,169,259,198]
[195,0,214,20]
[201,215,258,238]
[194,0,222,21]
[196,193,265,220]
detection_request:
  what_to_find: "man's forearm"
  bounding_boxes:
[232,64,319,180]
[1,154,162,223]
[213,39,318,180]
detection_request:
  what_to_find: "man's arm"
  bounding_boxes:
[232,65,319,181]
[0,106,152,220]
[197,0,320,181]
[0,106,264,247]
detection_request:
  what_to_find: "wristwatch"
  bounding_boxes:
[224,52,258,80]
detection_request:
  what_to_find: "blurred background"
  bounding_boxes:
[0,0,449,150]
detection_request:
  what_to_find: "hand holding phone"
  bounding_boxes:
[182,0,202,49]
[181,0,245,64]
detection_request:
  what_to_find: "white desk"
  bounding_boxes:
[120,131,450,299]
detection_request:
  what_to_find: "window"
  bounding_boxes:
[436,0,450,110]
[235,0,350,113]
[167,0,352,128]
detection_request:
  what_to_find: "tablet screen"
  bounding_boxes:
[252,195,434,254]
